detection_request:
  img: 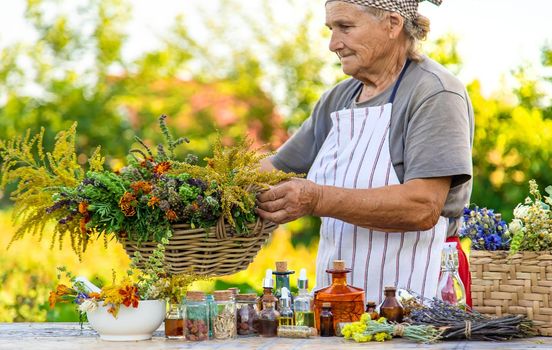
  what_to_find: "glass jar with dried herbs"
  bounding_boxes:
[236,293,260,337]
[212,290,237,340]
[184,291,209,341]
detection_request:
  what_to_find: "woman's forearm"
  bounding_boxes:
[312,177,451,232]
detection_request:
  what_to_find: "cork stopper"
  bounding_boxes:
[236,293,258,302]
[333,260,346,271]
[186,291,205,301]
[227,287,239,296]
[384,286,397,292]
[366,301,377,307]
[322,302,332,308]
[213,290,232,301]
[275,261,288,272]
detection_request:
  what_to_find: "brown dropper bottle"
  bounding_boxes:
[379,287,403,323]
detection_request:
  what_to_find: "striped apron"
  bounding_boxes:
[308,60,447,304]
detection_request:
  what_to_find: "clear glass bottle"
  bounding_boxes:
[437,242,467,307]
[236,293,259,337]
[319,303,334,337]
[313,260,365,332]
[294,268,315,328]
[379,287,404,323]
[184,291,209,341]
[278,287,294,326]
[273,261,294,310]
[212,290,237,339]
[259,269,280,337]
[165,302,184,339]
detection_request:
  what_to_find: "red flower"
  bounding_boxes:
[165,209,178,222]
[119,285,140,308]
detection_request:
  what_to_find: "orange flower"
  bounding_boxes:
[48,291,58,308]
[130,181,153,194]
[165,209,178,222]
[147,196,160,208]
[88,292,101,299]
[119,285,140,308]
[55,284,73,296]
[78,201,89,214]
[153,161,171,175]
[119,192,137,217]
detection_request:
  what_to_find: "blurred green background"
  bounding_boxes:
[0,0,551,321]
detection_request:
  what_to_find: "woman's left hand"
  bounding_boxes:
[256,178,321,224]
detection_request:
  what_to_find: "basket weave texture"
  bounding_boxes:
[470,250,552,336]
[123,217,277,277]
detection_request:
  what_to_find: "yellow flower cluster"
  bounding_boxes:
[341,314,393,342]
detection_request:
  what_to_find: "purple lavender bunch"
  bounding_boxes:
[459,206,510,250]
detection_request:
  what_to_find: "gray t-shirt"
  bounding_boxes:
[271,56,474,236]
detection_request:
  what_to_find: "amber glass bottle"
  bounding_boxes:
[365,301,379,320]
[313,260,365,332]
[319,303,334,337]
[379,287,404,323]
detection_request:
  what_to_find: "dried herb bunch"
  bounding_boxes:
[509,179,552,253]
[172,136,299,233]
[0,115,297,256]
[409,298,535,341]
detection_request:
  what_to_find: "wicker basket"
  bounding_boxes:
[122,217,278,276]
[470,250,552,336]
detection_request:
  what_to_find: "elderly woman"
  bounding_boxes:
[257,0,473,305]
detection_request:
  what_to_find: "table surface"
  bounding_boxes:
[1,323,552,350]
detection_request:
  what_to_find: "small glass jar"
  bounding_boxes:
[184,291,209,341]
[165,302,184,339]
[212,290,237,340]
[236,293,259,337]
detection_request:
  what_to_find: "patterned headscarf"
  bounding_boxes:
[325,0,442,21]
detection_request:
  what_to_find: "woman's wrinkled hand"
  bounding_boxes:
[256,178,322,224]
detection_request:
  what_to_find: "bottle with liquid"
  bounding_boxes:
[313,260,365,332]
[165,302,184,339]
[379,287,404,323]
[273,261,295,311]
[294,268,315,328]
[436,242,467,307]
[365,301,379,320]
[278,287,294,326]
[258,269,280,337]
[319,303,334,337]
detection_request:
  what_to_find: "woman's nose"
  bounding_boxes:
[328,32,343,53]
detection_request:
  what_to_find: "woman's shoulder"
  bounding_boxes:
[408,56,467,96]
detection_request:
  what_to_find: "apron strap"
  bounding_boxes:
[388,59,412,104]
[345,59,412,109]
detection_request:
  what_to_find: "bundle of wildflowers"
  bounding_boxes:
[0,115,297,257]
[459,206,510,250]
[509,180,552,253]
[341,314,442,343]
[49,242,206,318]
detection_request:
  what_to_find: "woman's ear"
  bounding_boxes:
[388,12,404,39]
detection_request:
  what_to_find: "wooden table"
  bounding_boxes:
[1,323,552,349]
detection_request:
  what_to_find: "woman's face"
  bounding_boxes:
[325,2,395,79]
